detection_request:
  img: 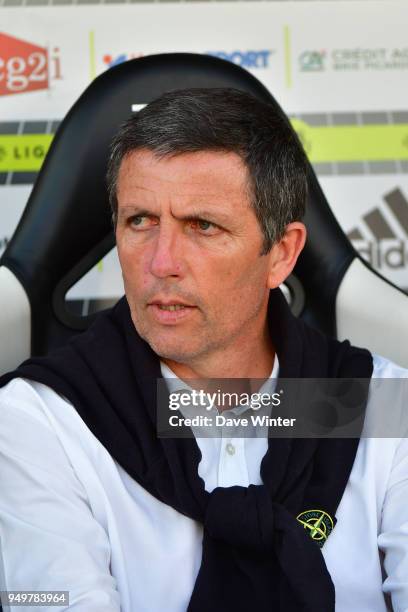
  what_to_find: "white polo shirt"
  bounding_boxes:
[0,353,407,612]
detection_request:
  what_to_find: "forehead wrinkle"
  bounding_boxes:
[118,184,158,198]
[118,150,254,216]
[120,152,248,189]
[118,179,246,209]
[119,174,237,202]
[120,175,241,196]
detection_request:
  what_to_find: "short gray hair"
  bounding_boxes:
[107,87,308,255]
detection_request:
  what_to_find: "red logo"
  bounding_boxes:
[0,32,62,96]
[102,52,144,69]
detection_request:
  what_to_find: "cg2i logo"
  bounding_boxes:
[0,32,62,96]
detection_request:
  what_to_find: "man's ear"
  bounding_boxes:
[266,222,307,289]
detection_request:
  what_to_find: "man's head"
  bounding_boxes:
[107,88,308,375]
[108,88,307,255]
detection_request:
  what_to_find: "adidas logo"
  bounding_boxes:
[347,187,408,270]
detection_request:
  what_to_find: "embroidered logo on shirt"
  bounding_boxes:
[296,509,335,548]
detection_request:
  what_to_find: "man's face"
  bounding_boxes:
[115,148,274,368]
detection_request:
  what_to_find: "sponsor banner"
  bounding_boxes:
[1,118,407,176]
[0,5,283,121]
[1,1,408,120]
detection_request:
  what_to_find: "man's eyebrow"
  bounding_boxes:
[117,205,232,225]
[117,206,153,219]
[174,209,231,225]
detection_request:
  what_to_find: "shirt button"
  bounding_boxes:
[226,443,235,456]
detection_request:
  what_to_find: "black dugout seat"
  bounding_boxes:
[1,52,407,375]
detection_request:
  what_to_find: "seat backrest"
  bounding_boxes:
[1,52,407,374]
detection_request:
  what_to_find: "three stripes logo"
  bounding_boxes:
[347,187,408,272]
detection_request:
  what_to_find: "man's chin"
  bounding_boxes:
[136,329,197,363]
[131,314,210,363]
[152,341,198,363]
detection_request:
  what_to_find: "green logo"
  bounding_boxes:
[299,50,326,72]
[296,509,334,548]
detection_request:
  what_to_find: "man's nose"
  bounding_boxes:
[149,224,184,279]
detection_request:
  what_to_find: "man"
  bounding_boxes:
[0,88,407,612]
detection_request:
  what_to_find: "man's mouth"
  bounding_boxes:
[156,304,190,311]
[147,299,197,324]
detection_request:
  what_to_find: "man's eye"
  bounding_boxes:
[191,219,218,233]
[198,220,212,230]
[129,215,156,229]
[130,215,144,225]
